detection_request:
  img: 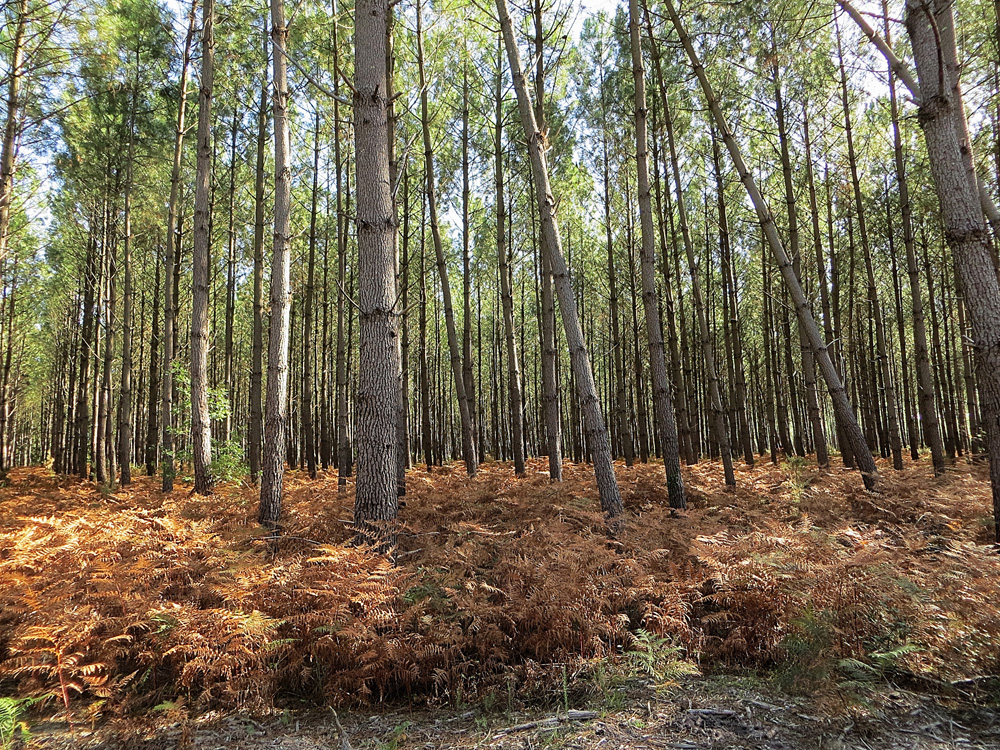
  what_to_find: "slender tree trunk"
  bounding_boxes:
[190,0,215,495]
[836,22,903,470]
[353,0,400,536]
[249,73,267,485]
[332,2,352,487]
[416,0,477,477]
[495,36,526,478]
[663,0,879,490]
[258,0,294,528]
[160,3,196,491]
[301,108,320,480]
[906,0,1000,538]
[533,0,562,481]
[660,54,734,486]
[118,99,136,486]
[629,0,685,506]
[0,0,26,269]
[496,0,623,521]
[223,112,237,445]
[461,65,477,464]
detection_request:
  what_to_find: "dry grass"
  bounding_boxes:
[0,454,998,722]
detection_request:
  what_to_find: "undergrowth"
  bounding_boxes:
[0,457,997,726]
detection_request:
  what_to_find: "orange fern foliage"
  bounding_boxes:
[0,456,998,718]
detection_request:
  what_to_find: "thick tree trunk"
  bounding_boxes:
[906,0,1000,539]
[258,0,294,528]
[416,0,477,477]
[190,0,215,496]
[663,0,879,491]
[0,0,26,268]
[629,0,685,507]
[353,0,400,537]
[496,0,623,521]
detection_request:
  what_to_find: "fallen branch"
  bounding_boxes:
[494,710,598,736]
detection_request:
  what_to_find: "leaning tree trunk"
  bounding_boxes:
[495,0,623,521]
[662,0,879,491]
[906,0,1000,540]
[415,0,477,477]
[628,0,685,508]
[660,54,734,486]
[258,0,294,528]
[190,0,215,496]
[353,0,400,538]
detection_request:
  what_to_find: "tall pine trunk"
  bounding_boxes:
[663,0,879,491]
[258,0,293,527]
[416,0,477,477]
[628,0,685,507]
[353,0,400,537]
[906,0,1000,539]
[190,0,215,495]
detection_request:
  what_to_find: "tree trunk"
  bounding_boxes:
[258,0,294,528]
[533,0,562,482]
[301,108,320,480]
[416,0,477,477]
[249,73,267,485]
[629,0,685,506]
[836,22,903,470]
[906,0,1000,539]
[495,35,526,478]
[190,0,215,495]
[160,0,197,491]
[663,0,879,491]
[495,0,623,521]
[353,0,400,538]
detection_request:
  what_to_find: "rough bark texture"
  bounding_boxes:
[353,0,400,536]
[496,0,623,521]
[190,0,215,496]
[258,0,293,528]
[906,0,1000,539]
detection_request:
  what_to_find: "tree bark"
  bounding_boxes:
[495,35,526,478]
[662,0,879,491]
[495,0,623,521]
[190,0,215,495]
[416,0,477,477]
[353,0,400,538]
[249,72,267,485]
[906,0,1000,539]
[629,0,685,507]
[258,0,294,528]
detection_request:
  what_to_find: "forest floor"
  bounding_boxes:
[2,455,1000,748]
